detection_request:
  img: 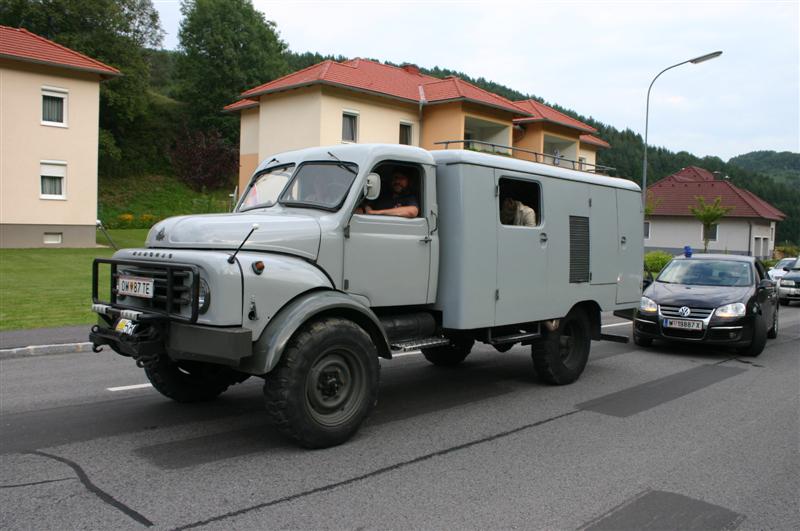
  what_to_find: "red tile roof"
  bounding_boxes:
[222,98,258,112]
[237,58,529,115]
[0,25,120,77]
[580,134,610,149]
[512,99,596,133]
[648,166,785,221]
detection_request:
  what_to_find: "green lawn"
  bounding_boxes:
[0,229,149,331]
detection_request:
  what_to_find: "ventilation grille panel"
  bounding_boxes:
[569,216,590,283]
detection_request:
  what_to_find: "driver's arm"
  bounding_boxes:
[365,205,419,218]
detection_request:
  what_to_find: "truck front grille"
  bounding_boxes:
[114,266,193,314]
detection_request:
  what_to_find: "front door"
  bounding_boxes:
[343,214,431,307]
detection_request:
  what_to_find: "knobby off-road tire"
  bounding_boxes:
[738,315,767,357]
[532,308,591,385]
[263,317,380,449]
[144,356,249,403]
[767,306,779,339]
[422,337,475,367]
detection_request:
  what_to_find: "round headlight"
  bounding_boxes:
[198,279,211,314]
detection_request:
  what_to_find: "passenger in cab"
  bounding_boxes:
[363,171,419,218]
[500,192,536,227]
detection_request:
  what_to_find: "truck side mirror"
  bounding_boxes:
[365,173,381,201]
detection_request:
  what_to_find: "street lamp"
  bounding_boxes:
[641,51,722,204]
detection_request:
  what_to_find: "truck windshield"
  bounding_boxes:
[657,259,753,287]
[239,165,296,211]
[280,161,358,210]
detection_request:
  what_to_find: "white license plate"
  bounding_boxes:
[117,275,154,299]
[663,318,703,330]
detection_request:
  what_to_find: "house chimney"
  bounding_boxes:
[712,171,722,180]
[401,63,420,75]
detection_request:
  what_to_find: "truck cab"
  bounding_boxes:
[90,143,643,448]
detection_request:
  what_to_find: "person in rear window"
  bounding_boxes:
[500,192,536,227]
[364,172,419,218]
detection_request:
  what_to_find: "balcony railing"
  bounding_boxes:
[434,139,616,176]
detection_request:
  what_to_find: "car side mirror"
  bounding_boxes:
[642,271,654,290]
[758,278,774,289]
[364,173,381,201]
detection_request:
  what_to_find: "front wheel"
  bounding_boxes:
[144,356,249,403]
[263,317,380,449]
[737,316,767,357]
[531,308,591,385]
[767,307,779,339]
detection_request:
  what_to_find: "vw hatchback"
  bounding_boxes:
[633,254,778,356]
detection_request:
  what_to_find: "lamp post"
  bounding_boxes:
[642,51,722,205]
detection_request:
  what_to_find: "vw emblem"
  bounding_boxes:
[678,306,691,317]
[155,227,166,241]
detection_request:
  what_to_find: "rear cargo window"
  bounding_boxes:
[498,178,540,227]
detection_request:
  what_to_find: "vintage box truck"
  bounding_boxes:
[90,143,643,448]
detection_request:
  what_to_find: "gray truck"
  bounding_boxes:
[90,143,643,448]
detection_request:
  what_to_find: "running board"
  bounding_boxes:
[600,333,629,344]
[390,336,451,352]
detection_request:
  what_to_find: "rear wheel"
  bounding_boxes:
[767,307,779,339]
[144,356,248,403]
[263,317,379,449]
[422,337,474,367]
[532,308,591,385]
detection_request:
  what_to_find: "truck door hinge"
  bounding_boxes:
[495,184,499,197]
[589,198,592,207]
[344,279,349,290]
[344,225,350,239]
[495,289,500,301]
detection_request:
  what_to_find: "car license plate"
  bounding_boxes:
[663,318,703,330]
[117,275,154,299]
[115,318,137,335]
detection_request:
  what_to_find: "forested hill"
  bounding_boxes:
[728,151,800,183]
[287,52,800,245]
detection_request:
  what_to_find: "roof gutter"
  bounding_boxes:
[0,54,121,79]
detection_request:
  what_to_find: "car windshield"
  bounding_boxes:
[774,258,795,269]
[790,258,800,270]
[280,161,358,210]
[238,165,295,211]
[657,259,753,287]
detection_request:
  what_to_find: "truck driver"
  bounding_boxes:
[500,192,537,227]
[363,171,419,218]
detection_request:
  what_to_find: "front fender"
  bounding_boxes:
[238,290,392,375]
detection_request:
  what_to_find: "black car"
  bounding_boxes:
[633,253,779,356]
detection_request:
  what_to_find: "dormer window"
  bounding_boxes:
[42,87,68,127]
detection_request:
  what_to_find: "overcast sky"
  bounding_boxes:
[153,0,799,161]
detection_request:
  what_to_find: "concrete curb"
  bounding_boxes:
[0,342,95,360]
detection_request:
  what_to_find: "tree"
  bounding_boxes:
[0,0,164,168]
[689,196,734,252]
[176,0,289,139]
[644,190,661,218]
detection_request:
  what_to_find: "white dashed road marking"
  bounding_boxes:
[107,383,152,392]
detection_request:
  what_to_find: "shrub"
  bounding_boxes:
[117,213,135,225]
[774,244,800,259]
[644,250,673,274]
[171,128,238,191]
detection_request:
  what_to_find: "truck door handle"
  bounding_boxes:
[420,236,432,243]
[620,236,627,245]
[540,233,548,243]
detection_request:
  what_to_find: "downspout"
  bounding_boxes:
[747,220,753,256]
[417,85,426,148]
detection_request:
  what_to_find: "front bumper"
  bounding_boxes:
[633,311,754,346]
[778,285,800,301]
[90,306,253,368]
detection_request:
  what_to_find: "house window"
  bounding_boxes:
[342,112,358,142]
[43,232,63,245]
[703,223,718,242]
[42,87,68,126]
[40,162,66,199]
[579,156,587,170]
[399,123,412,145]
[643,221,650,239]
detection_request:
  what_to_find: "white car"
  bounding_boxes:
[769,257,797,280]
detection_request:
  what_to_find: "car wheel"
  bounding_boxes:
[531,308,590,385]
[767,307,779,339]
[633,329,653,347]
[737,315,767,357]
[263,317,379,449]
[144,356,248,403]
[422,337,474,367]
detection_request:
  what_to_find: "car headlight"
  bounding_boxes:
[780,279,795,287]
[639,296,658,313]
[198,279,211,314]
[716,302,746,318]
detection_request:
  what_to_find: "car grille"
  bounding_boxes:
[114,265,194,316]
[660,305,714,319]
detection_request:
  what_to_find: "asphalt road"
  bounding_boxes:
[1,309,798,530]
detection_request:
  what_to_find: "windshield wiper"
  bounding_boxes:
[327,151,357,175]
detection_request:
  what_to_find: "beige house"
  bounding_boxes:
[224,59,612,192]
[0,26,119,248]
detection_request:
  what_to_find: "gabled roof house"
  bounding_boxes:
[646,166,785,258]
[0,26,119,248]
[224,58,610,191]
